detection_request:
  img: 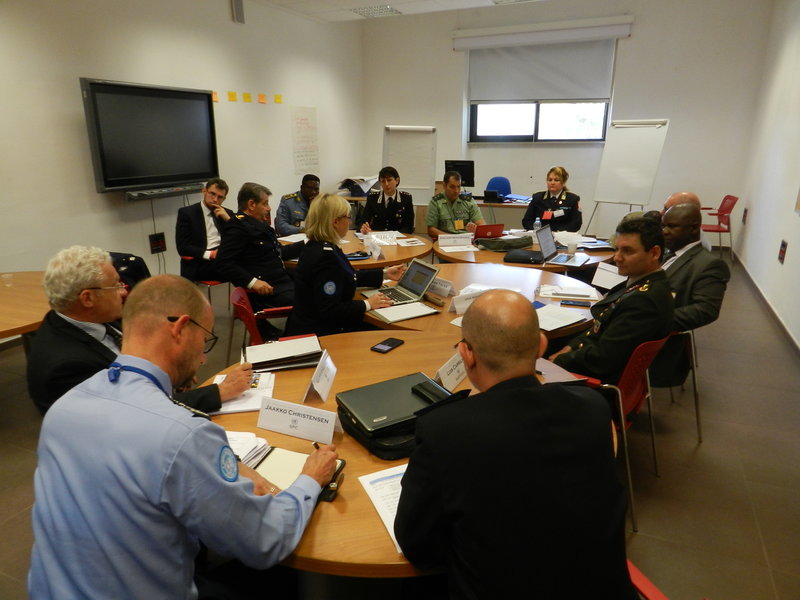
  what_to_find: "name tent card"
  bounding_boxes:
[438,233,473,247]
[302,350,336,403]
[257,397,336,444]
[437,352,466,391]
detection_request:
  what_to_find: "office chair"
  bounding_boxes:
[485,176,511,198]
[701,194,738,259]
[226,286,292,363]
[627,560,671,600]
[179,255,230,305]
[651,330,702,443]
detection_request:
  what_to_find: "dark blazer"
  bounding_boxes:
[649,244,730,387]
[395,376,637,600]
[554,270,674,383]
[286,241,383,337]
[175,202,235,280]
[27,311,221,415]
[522,190,582,232]
[356,190,415,234]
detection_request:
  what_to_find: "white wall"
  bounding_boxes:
[0,0,363,275]
[737,0,800,345]
[361,0,771,234]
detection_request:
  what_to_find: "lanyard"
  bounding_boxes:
[107,362,210,419]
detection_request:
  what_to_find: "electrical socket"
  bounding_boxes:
[149,232,167,254]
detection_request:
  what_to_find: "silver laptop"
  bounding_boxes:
[535,225,589,267]
[362,258,440,305]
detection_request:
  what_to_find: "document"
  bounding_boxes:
[538,285,600,300]
[358,464,408,553]
[396,237,425,247]
[225,431,271,467]
[370,302,438,323]
[438,244,477,253]
[278,233,308,243]
[535,304,586,331]
[210,372,276,414]
[255,447,345,497]
[592,262,626,290]
[245,336,322,372]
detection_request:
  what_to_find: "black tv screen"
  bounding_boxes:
[80,78,219,193]
[444,160,475,188]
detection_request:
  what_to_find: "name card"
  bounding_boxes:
[364,236,385,259]
[302,350,336,403]
[428,277,455,297]
[437,352,466,391]
[449,289,486,314]
[257,397,336,444]
[438,233,473,247]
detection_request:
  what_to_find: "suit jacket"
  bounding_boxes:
[554,270,674,383]
[215,212,303,289]
[395,376,637,600]
[649,244,730,387]
[175,202,235,280]
[28,311,221,415]
[356,190,415,234]
[522,190,582,232]
[285,241,383,337]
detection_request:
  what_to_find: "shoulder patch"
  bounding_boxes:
[283,192,300,200]
[323,281,337,295]
[218,445,239,482]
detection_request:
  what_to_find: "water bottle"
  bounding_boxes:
[533,217,542,232]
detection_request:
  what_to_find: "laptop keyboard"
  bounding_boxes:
[382,288,414,303]
[549,254,572,264]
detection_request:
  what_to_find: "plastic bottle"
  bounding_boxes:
[533,217,542,231]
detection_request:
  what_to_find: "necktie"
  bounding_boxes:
[105,323,123,350]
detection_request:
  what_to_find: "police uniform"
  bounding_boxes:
[216,211,303,311]
[286,241,383,337]
[29,355,322,599]
[522,190,582,232]
[553,270,674,383]
[356,190,415,234]
[275,191,309,236]
[425,193,484,235]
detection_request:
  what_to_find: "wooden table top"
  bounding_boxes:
[283,231,432,270]
[364,262,594,340]
[432,239,613,274]
[214,330,470,577]
[0,271,49,338]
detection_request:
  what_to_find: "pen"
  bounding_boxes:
[312,442,320,450]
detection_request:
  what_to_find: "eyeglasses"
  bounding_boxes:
[167,316,218,354]
[85,282,126,293]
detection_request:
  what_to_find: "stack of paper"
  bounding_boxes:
[358,464,408,553]
[225,431,271,468]
[245,336,323,372]
[535,304,586,331]
[371,302,438,323]
[538,285,601,300]
[210,372,275,415]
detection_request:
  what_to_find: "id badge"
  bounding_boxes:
[454,219,465,230]
[553,209,565,218]
[542,210,553,220]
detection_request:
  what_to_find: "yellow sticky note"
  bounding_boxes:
[274,94,283,104]
[211,91,219,103]
[227,91,237,102]
[257,94,267,104]
[243,93,252,103]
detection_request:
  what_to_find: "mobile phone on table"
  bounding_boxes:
[370,337,404,353]
[561,300,591,308]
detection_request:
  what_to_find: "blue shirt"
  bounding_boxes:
[29,355,321,599]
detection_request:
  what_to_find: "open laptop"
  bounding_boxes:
[362,258,440,305]
[473,223,504,238]
[535,225,589,267]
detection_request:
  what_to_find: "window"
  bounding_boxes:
[469,100,608,142]
[536,102,608,141]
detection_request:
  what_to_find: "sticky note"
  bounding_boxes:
[258,94,267,104]
[274,94,283,104]
[243,93,252,103]
[228,91,237,102]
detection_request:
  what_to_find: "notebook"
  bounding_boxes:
[535,225,589,267]
[473,223,504,238]
[362,258,440,305]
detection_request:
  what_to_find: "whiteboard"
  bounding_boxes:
[586,119,669,236]
[382,126,436,206]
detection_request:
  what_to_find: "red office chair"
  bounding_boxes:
[226,287,292,362]
[179,255,230,304]
[574,336,670,532]
[628,560,670,600]
[701,194,738,259]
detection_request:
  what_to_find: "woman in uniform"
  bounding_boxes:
[286,193,405,336]
[357,166,415,234]
[522,166,582,232]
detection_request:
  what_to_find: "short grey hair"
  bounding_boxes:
[43,246,110,312]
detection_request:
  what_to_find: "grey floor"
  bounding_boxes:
[1,260,798,599]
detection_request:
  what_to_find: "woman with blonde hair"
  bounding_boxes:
[522,166,582,232]
[286,193,405,336]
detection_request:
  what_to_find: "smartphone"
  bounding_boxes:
[561,299,591,308]
[370,337,405,353]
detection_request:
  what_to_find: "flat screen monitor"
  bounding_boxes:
[79,78,219,193]
[443,160,475,188]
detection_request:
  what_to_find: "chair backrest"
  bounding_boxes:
[615,336,670,418]
[716,194,738,227]
[230,287,263,346]
[486,176,512,197]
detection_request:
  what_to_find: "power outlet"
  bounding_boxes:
[149,232,167,254]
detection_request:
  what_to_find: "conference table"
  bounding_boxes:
[215,330,468,577]
[282,231,432,270]
[432,239,614,274]
[363,262,595,340]
[0,271,48,339]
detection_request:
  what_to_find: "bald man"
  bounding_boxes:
[395,290,637,600]
[663,191,711,251]
[650,203,730,386]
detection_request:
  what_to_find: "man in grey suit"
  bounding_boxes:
[650,203,730,386]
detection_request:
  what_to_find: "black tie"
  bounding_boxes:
[105,323,123,350]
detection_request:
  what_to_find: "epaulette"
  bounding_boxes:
[235,213,245,220]
[399,190,411,199]
[414,389,470,417]
[432,192,446,201]
[282,192,300,200]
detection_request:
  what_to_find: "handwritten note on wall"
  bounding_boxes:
[292,106,319,174]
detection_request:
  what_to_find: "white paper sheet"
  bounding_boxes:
[358,464,408,553]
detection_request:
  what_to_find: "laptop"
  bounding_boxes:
[362,258,440,305]
[534,225,589,267]
[473,223,504,239]
[483,190,503,203]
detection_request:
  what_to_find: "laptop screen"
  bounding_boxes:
[535,225,558,260]
[399,260,438,296]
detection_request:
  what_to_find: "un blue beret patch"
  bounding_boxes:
[218,446,239,482]
[323,281,336,295]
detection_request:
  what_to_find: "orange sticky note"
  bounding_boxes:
[227,91,237,102]
[274,94,283,104]
[257,94,267,104]
[212,91,219,102]
[243,93,252,103]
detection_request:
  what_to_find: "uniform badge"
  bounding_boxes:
[218,445,239,482]
[639,283,649,292]
[323,281,337,295]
